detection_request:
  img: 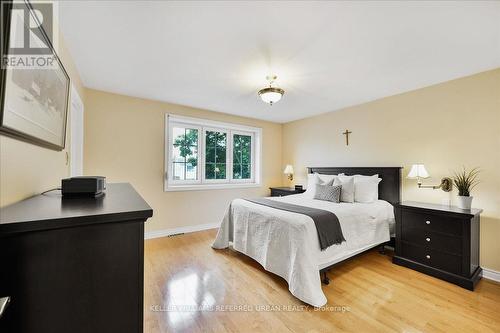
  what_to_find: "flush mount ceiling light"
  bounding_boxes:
[258,75,284,105]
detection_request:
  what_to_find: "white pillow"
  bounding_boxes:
[304,173,337,198]
[353,174,380,181]
[304,174,320,198]
[333,175,355,203]
[317,173,337,185]
[353,174,382,203]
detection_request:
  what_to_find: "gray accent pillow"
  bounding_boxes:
[314,184,342,203]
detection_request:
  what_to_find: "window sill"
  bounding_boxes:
[164,183,261,192]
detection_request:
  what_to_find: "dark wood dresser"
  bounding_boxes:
[0,183,153,333]
[393,201,482,290]
[270,187,306,197]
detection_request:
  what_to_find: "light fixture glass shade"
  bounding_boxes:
[407,164,430,179]
[258,87,284,105]
[283,164,294,175]
[258,75,284,105]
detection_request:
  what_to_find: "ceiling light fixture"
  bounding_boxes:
[258,75,284,105]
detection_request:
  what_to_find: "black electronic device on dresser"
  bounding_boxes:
[61,176,106,197]
[270,187,306,197]
[393,201,482,290]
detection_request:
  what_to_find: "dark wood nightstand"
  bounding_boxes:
[269,187,306,197]
[392,201,482,290]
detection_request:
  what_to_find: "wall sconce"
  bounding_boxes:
[283,165,294,181]
[407,164,452,192]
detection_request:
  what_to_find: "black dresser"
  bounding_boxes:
[270,187,306,197]
[393,201,482,290]
[0,183,153,333]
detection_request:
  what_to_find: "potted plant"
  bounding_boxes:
[453,167,480,210]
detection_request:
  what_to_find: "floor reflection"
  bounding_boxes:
[164,270,220,331]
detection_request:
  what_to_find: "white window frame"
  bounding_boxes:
[167,120,202,186]
[230,130,255,184]
[202,127,230,184]
[165,114,262,191]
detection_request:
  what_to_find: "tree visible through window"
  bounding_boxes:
[233,134,252,179]
[205,130,227,180]
[166,115,259,189]
[172,127,198,180]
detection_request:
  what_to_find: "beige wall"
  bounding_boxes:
[4,36,496,275]
[0,34,86,207]
[83,89,283,233]
[282,68,500,271]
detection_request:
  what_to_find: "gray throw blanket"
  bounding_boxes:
[245,198,346,250]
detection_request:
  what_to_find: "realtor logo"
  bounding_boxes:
[1,1,59,69]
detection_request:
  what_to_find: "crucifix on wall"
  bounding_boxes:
[342,129,352,146]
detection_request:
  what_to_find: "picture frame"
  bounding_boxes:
[0,0,70,151]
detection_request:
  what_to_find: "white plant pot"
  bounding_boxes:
[457,196,473,210]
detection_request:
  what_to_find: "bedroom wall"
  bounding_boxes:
[0,34,86,207]
[83,89,283,234]
[282,68,500,272]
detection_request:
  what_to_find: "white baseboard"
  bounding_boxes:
[144,222,219,240]
[483,267,500,283]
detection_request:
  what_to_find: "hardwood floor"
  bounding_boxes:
[144,229,500,333]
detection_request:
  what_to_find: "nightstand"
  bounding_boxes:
[392,201,482,290]
[269,187,305,197]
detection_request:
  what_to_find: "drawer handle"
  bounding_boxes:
[426,237,431,242]
[426,255,431,259]
[425,220,431,225]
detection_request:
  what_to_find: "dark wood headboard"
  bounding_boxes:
[307,167,402,205]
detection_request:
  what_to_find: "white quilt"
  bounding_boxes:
[212,194,395,307]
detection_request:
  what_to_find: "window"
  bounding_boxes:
[165,115,261,190]
[172,126,199,182]
[232,132,252,180]
[204,129,228,180]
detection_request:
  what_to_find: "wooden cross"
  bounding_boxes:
[342,130,352,146]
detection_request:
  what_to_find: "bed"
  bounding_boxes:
[212,167,402,307]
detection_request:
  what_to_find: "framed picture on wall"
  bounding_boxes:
[0,0,70,151]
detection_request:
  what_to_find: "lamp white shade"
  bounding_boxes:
[407,164,430,179]
[283,165,294,175]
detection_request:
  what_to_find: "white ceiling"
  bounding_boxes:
[59,1,500,123]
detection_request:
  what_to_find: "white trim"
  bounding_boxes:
[230,130,255,183]
[164,183,261,192]
[164,113,262,191]
[168,114,261,133]
[144,222,219,240]
[166,121,202,186]
[70,85,84,177]
[482,267,500,283]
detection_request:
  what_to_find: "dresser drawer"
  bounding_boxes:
[401,228,462,255]
[394,202,482,290]
[402,210,462,236]
[401,242,462,275]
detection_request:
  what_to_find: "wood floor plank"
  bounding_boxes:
[144,229,500,333]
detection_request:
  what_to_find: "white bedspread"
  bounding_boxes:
[212,194,395,307]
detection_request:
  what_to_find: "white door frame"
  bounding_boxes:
[70,85,84,177]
